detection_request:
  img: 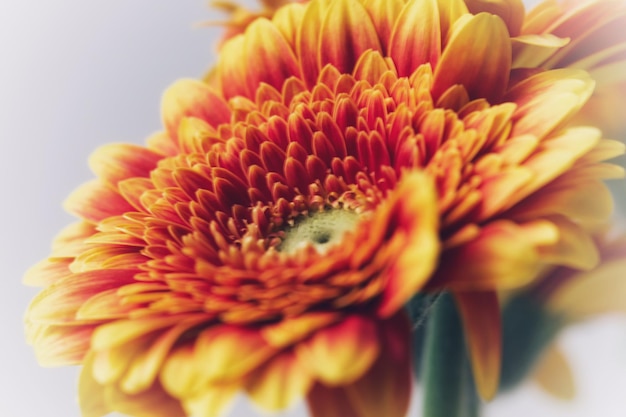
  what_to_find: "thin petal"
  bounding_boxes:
[454,291,501,400]
[433,13,511,103]
[464,0,525,36]
[537,216,599,270]
[261,312,340,347]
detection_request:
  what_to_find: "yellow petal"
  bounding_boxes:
[377,171,440,317]
[296,315,379,385]
[388,0,441,76]
[548,258,626,319]
[245,351,313,410]
[79,353,111,417]
[433,13,511,103]
[532,343,576,400]
[261,312,340,348]
[162,79,231,143]
[537,216,599,270]
[88,143,162,187]
[243,18,300,93]
[318,0,382,75]
[506,69,594,139]
[512,34,570,68]
[181,383,239,417]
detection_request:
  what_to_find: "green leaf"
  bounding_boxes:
[420,292,480,417]
[499,292,565,391]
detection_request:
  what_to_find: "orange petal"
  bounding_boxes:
[64,180,135,223]
[318,0,383,75]
[88,144,162,187]
[389,0,441,77]
[245,351,313,411]
[361,0,404,53]
[432,220,558,290]
[243,18,300,93]
[23,258,72,287]
[161,79,231,141]
[192,325,276,383]
[27,323,95,367]
[120,316,208,394]
[454,291,501,400]
[261,312,340,348]
[506,69,594,139]
[296,315,379,385]
[433,13,511,103]
[27,269,136,324]
[296,0,332,88]
[344,314,412,417]
[377,171,440,317]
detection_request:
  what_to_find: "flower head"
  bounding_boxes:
[25,0,623,416]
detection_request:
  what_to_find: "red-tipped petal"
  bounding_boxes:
[318,0,383,75]
[389,0,441,76]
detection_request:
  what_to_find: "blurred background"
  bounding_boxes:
[1,1,625,416]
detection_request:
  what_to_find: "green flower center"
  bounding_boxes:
[279,209,360,254]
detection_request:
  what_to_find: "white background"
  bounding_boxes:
[1,1,625,416]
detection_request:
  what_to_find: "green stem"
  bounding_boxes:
[420,292,480,417]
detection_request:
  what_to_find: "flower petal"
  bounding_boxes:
[89,144,162,187]
[296,315,379,385]
[433,13,511,103]
[454,291,501,400]
[389,0,441,77]
[245,351,313,411]
[318,0,383,75]
[243,18,300,93]
[377,171,440,317]
[532,343,576,400]
[64,180,135,224]
[162,79,231,141]
[344,314,412,417]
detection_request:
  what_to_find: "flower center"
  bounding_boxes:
[278,209,360,254]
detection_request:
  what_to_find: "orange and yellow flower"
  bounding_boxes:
[25,0,624,416]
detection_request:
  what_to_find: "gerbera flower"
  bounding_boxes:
[25,0,623,416]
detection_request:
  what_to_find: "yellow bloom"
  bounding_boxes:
[25,0,623,416]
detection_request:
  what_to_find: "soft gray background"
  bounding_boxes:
[1,1,625,416]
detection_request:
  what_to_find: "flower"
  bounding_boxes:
[25,0,623,416]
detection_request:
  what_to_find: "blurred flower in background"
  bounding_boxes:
[23,0,626,416]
